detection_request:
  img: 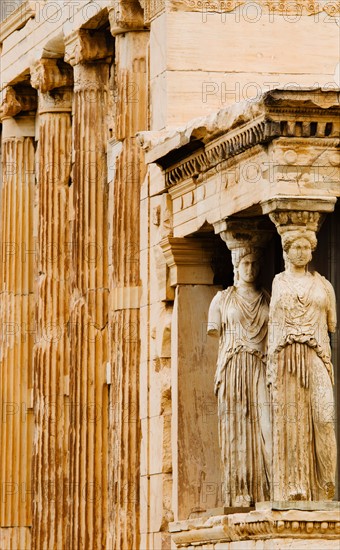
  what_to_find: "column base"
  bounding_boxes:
[169,503,340,549]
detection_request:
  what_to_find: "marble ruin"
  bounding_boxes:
[0,1,339,549]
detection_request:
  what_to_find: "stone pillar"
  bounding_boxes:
[64,30,112,550]
[0,87,37,547]
[30,58,73,550]
[107,9,148,549]
[160,237,221,521]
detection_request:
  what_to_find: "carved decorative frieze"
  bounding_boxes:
[144,0,165,22]
[138,89,340,189]
[164,117,338,187]
[64,29,113,66]
[170,509,340,547]
[144,0,340,21]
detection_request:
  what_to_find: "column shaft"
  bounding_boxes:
[0,115,35,544]
[108,31,148,550]
[68,61,109,550]
[31,87,72,550]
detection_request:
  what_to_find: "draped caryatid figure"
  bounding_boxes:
[268,218,337,501]
[208,226,272,507]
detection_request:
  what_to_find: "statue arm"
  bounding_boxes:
[325,279,337,333]
[207,291,222,338]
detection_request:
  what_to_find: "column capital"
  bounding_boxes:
[0,86,37,121]
[216,217,274,251]
[261,196,337,235]
[108,1,145,36]
[30,58,73,93]
[64,30,113,66]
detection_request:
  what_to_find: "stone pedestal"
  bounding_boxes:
[170,504,340,549]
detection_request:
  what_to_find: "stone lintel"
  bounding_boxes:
[170,509,340,547]
[0,0,37,44]
[31,58,73,93]
[108,1,146,35]
[160,236,214,286]
[64,29,113,66]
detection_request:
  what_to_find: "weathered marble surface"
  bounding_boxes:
[208,221,272,507]
[268,208,337,502]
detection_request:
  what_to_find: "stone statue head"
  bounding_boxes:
[231,247,263,285]
[281,229,317,269]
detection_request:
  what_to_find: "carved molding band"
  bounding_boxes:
[145,0,340,21]
[165,119,277,186]
[164,116,338,187]
[170,509,340,547]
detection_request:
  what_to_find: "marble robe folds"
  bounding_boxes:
[268,271,337,501]
[209,287,271,506]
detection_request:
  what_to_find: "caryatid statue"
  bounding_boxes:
[268,211,337,501]
[207,223,272,507]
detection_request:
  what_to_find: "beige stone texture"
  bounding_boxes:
[31,71,72,550]
[149,10,339,128]
[0,2,339,550]
[0,109,35,538]
[107,28,149,550]
[171,285,222,520]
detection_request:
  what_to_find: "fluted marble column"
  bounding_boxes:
[30,58,73,550]
[108,11,148,548]
[0,87,37,547]
[64,30,113,550]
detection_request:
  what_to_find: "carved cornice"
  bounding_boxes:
[108,0,146,35]
[140,89,340,188]
[170,508,340,547]
[0,86,37,120]
[165,119,279,187]
[31,59,73,93]
[64,30,113,66]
